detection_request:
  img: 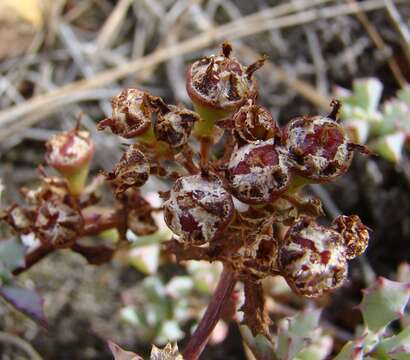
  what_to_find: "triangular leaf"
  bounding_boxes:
[276,309,321,360]
[360,277,410,332]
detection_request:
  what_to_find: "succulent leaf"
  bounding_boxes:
[0,237,25,274]
[360,277,410,332]
[376,325,410,360]
[333,338,364,360]
[276,308,321,360]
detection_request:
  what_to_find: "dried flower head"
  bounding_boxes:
[45,127,95,175]
[186,42,265,112]
[230,100,280,143]
[283,102,356,182]
[34,200,83,249]
[2,205,34,235]
[225,140,290,204]
[97,88,155,138]
[164,174,234,244]
[152,98,199,148]
[332,214,369,260]
[104,144,150,196]
[278,217,348,297]
[228,223,279,280]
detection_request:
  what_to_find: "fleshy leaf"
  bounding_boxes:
[165,276,193,299]
[240,325,276,360]
[370,132,405,163]
[376,325,410,360]
[352,78,383,113]
[333,337,364,360]
[0,237,26,272]
[150,343,183,360]
[128,244,160,275]
[0,284,46,326]
[108,341,143,360]
[155,320,185,345]
[360,277,410,332]
[294,330,333,360]
[276,308,321,360]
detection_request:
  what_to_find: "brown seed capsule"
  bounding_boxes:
[230,100,280,144]
[163,174,234,245]
[97,88,155,138]
[332,214,369,260]
[186,43,265,112]
[2,205,34,235]
[34,200,83,249]
[45,127,95,175]
[278,217,348,298]
[228,223,279,280]
[283,102,361,182]
[152,98,199,148]
[104,145,150,196]
[225,140,290,204]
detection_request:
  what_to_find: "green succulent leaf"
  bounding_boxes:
[333,338,364,360]
[360,277,410,332]
[276,308,321,360]
[0,237,25,273]
[376,325,410,360]
[128,244,160,275]
[352,78,383,114]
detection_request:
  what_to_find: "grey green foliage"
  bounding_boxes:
[336,79,410,162]
[120,262,221,346]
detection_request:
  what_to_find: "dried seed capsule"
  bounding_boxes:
[45,127,95,195]
[186,43,264,112]
[278,217,348,297]
[283,102,357,182]
[97,88,155,138]
[34,200,83,249]
[104,145,150,196]
[152,98,199,148]
[332,214,369,260]
[228,223,279,280]
[1,205,34,235]
[230,100,280,143]
[163,174,234,244]
[225,140,290,204]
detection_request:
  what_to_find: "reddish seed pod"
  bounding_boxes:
[34,200,83,249]
[186,43,265,112]
[45,127,95,175]
[97,89,155,138]
[152,98,200,148]
[278,217,348,298]
[283,115,353,181]
[163,174,234,245]
[230,100,280,144]
[332,214,369,260]
[104,145,150,196]
[225,140,290,204]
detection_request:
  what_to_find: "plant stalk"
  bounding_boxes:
[183,266,236,360]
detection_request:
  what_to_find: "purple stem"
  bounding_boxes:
[183,266,236,360]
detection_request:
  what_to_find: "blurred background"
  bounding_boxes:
[0,0,409,359]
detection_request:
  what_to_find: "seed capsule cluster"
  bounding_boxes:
[94,44,370,304]
[1,43,372,340]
